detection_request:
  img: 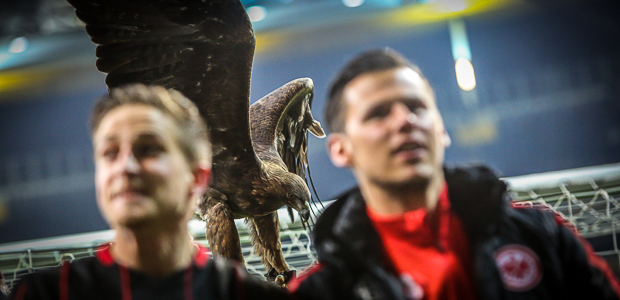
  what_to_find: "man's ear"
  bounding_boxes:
[192,163,211,196]
[443,128,451,148]
[327,133,353,168]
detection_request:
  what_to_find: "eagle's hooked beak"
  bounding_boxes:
[300,207,310,222]
[287,204,310,226]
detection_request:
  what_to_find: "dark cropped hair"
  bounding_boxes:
[325,48,426,133]
[91,83,211,165]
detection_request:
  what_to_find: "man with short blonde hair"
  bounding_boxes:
[10,84,288,300]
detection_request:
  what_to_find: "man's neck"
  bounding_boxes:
[110,223,195,277]
[360,173,445,215]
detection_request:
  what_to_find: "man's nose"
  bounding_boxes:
[392,103,416,132]
[118,150,140,174]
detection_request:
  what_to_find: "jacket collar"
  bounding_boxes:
[444,164,508,239]
[319,188,386,267]
[313,164,508,264]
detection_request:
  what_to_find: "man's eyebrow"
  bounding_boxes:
[95,134,118,145]
[93,135,117,154]
[399,96,424,104]
[377,96,424,107]
[364,97,426,116]
[136,131,162,140]
[135,132,166,143]
[96,131,164,145]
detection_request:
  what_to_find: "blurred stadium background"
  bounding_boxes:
[0,0,619,287]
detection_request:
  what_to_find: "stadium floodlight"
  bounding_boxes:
[455,57,476,91]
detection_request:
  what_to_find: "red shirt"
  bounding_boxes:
[367,185,476,300]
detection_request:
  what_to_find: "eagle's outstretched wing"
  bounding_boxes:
[249,78,325,223]
[69,0,260,177]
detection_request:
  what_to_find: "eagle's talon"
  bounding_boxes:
[265,268,297,287]
[264,267,278,282]
[275,275,286,286]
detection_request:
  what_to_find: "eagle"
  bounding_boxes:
[68,0,325,284]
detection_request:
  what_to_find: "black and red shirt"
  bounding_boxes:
[10,244,288,300]
[291,166,620,300]
[366,185,476,300]
[291,186,477,300]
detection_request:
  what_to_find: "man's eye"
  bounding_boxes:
[405,102,427,115]
[101,149,118,160]
[367,106,391,120]
[412,107,427,115]
[399,104,428,118]
[135,144,164,158]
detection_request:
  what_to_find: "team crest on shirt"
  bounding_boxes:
[494,244,542,292]
[400,274,424,300]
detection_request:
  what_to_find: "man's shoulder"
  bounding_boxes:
[291,264,349,300]
[8,263,63,299]
[444,164,508,204]
[9,255,110,299]
[15,256,97,286]
[15,265,61,286]
[312,187,366,241]
[201,257,290,300]
[508,203,568,236]
[319,187,361,221]
[444,164,509,237]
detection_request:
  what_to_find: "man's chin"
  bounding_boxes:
[392,176,431,190]
[374,166,438,189]
[111,213,153,229]
[401,165,435,181]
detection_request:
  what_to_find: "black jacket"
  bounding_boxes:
[9,246,288,300]
[295,165,619,300]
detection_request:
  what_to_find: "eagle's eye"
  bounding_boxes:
[287,193,295,199]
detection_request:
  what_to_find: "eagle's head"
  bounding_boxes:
[284,173,311,224]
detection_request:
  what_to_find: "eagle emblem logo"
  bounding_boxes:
[494,244,542,292]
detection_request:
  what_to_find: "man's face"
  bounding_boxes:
[328,67,449,189]
[93,104,206,230]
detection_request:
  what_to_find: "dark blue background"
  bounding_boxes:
[0,6,619,244]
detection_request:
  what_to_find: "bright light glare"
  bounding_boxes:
[455,58,476,91]
[9,37,29,54]
[453,44,470,61]
[247,6,267,22]
[440,0,468,12]
[343,0,364,8]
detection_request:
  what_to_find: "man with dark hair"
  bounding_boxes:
[291,48,620,299]
[324,48,424,134]
[9,84,289,300]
